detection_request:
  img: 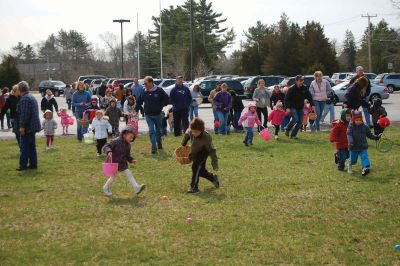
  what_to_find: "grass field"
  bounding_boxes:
[1,128,400,265]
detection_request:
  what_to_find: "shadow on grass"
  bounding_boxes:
[107,196,147,208]
[141,150,171,161]
[196,188,226,202]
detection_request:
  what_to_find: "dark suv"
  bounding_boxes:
[193,79,245,103]
[243,76,285,98]
[38,80,66,97]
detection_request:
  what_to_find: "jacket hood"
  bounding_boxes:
[373,98,382,107]
[340,108,350,123]
[121,125,137,137]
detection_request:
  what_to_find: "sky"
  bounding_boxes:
[0,0,399,56]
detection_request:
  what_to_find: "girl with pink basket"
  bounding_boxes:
[238,102,262,146]
[58,108,74,135]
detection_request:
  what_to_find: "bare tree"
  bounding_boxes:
[193,57,211,78]
[99,32,121,75]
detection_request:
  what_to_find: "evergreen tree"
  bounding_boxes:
[339,30,357,71]
[0,55,21,88]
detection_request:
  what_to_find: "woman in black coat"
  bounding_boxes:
[0,86,21,144]
[41,89,59,113]
[344,76,369,110]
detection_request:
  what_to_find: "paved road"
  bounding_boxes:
[1,92,399,139]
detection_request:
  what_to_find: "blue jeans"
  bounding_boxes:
[281,115,290,131]
[145,114,162,151]
[312,101,325,131]
[75,112,88,141]
[189,105,199,121]
[244,127,254,143]
[350,150,370,169]
[19,133,37,169]
[321,103,335,124]
[362,107,371,127]
[216,111,229,135]
[286,108,303,137]
[212,108,219,133]
[336,149,349,170]
[233,111,243,130]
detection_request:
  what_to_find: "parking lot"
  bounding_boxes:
[0,92,399,139]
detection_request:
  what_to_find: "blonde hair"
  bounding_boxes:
[314,71,323,78]
[96,110,104,115]
[275,101,283,108]
[257,79,265,87]
[221,83,228,90]
[11,85,18,95]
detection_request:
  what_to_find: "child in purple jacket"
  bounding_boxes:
[238,102,262,146]
[102,125,145,196]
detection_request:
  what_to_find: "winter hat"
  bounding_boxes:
[248,102,257,109]
[351,111,363,123]
[340,108,351,123]
[109,98,117,103]
[121,125,137,137]
[43,109,53,118]
[373,98,382,107]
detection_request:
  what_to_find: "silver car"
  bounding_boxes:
[332,81,390,105]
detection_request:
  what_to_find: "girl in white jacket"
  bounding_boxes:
[91,110,112,156]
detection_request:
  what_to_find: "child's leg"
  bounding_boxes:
[337,149,347,170]
[103,176,116,191]
[249,128,254,143]
[50,135,54,146]
[360,150,371,169]
[46,135,51,147]
[349,151,359,166]
[123,169,140,193]
[274,125,280,136]
[65,126,69,134]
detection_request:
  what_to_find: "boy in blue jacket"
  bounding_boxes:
[347,111,380,176]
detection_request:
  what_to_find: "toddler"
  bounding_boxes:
[238,102,262,146]
[42,110,57,151]
[268,101,289,140]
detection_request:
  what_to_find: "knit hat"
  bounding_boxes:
[248,102,256,109]
[340,108,351,123]
[43,109,53,118]
[352,111,363,123]
[121,125,137,137]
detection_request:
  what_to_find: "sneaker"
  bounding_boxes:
[243,140,249,146]
[274,135,279,140]
[187,187,200,194]
[103,186,112,196]
[151,150,157,154]
[46,146,50,151]
[285,130,290,137]
[348,164,352,175]
[249,141,253,145]
[337,167,345,171]
[157,142,163,150]
[361,168,370,176]
[213,175,220,188]
[97,153,101,157]
[136,184,146,195]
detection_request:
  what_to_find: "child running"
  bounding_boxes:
[268,101,289,140]
[103,125,145,196]
[347,111,381,176]
[368,98,387,135]
[329,109,351,171]
[181,118,219,194]
[42,110,57,151]
[105,98,123,137]
[58,107,72,135]
[91,110,112,157]
[238,102,262,146]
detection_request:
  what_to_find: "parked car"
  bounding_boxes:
[157,79,176,88]
[38,80,66,97]
[111,79,134,89]
[277,76,334,92]
[204,75,238,79]
[78,75,107,82]
[373,73,400,93]
[331,72,353,84]
[106,78,116,87]
[82,79,93,85]
[191,79,246,102]
[332,81,390,105]
[243,76,285,98]
[90,79,103,90]
[345,73,377,82]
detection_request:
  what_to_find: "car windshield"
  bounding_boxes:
[53,81,65,86]
[154,80,162,85]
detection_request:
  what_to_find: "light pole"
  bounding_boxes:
[113,19,130,77]
[159,0,163,79]
[190,0,194,82]
[137,13,140,79]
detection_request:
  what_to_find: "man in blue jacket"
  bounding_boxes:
[72,81,91,141]
[16,81,41,171]
[135,76,169,154]
[132,78,144,118]
[169,76,192,136]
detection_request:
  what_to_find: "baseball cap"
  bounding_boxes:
[295,75,304,81]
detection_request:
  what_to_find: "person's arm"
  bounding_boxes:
[305,88,315,107]
[226,94,232,111]
[123,101,128,113]
[205,136,218,171]
[103,140,114,155]
[161,88,170,107]
[284,87,292,111]
[329,124,338,143]
[346,123,354,149]
[18,99,29,130]
[53,120,57,129]
[135,92,144,112]
[71,93,80,107]
[181,132,190,146]
[366,125,380,140]
[53,98,59,112]
[106,120,112,133]
[40,98,45,112]
[252,89,259,101]
[255,114,262,126]
[238,113,247,126]
[186,88,192,107]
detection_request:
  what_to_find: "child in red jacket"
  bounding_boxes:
[268,101,289,140]
[329,109,351,171]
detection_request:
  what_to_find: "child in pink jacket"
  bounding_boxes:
[238,102,262,146]
[268,101,289,140]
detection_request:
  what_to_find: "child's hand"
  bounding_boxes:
[107,152,112,157]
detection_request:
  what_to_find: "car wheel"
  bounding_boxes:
[387,85,394,93]
[369,94,381,104]
[54,90,60,97]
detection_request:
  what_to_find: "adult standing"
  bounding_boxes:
[135,76,169,154]
[0,87,11,130]
[0,85,21,145]
[348,66,372,127]
[96,80,108,98]
[344,76,369,110]
[284,75,315,139]
[208,82,222,134]
[321,89,336,125]
[190,84,203,121]
[309,71,331,132]
[16,81,41,171]
[170,76,192,136]
[64,85,73,110]
[100,88,115,110]
[72,81,91,142]
[213,83,232,135]
[40,89,59,113]
[252,79,271,131]
[132,78,144,118]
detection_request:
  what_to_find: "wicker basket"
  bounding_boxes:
[78,119,90,126]
[174,146,192,165]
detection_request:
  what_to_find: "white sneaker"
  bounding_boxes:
[274,135,279,140]
[103,186,112,196]
[136,184,146,195]
[348,164,352,175]
[46,146,50,151]
[97,153,101,157]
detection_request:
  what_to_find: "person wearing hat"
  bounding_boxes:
[169,76,192,136]
[330,109,351,171]
[284,75,315,139]
[238,102,262,146]
[104,98,123,137]
[102,125,145,196]
[347,111,380,176]
[41,110,58,151]
[72,81,91,141]
[347,66,372,127]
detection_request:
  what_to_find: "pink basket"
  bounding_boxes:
[66,117,74,125]
[102,156,118,177]
[259,128,271,141]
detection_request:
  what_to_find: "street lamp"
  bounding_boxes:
[113,19,130,77]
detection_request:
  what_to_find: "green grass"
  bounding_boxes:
[1,128,400,265]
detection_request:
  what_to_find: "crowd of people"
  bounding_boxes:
[0,65,390,194]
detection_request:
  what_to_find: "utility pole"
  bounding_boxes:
[361,13,377,72]
[113,19,131,77]
[190,0,194,82]
[137,13,140,79]
[159,0,163,79]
